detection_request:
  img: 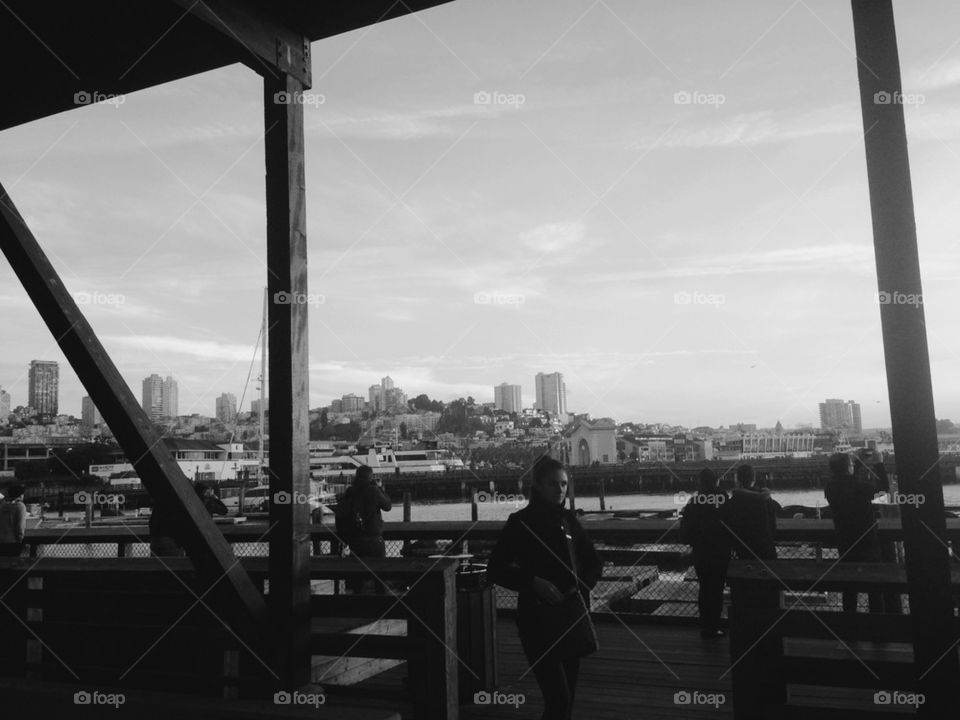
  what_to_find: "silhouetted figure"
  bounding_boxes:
[488,457,602,720]
[721,464,778,561]
[336,466,392,593]
[825,452,888,613]
[195,482,227,516]
[0,483,27,557]
[680,469,730,638]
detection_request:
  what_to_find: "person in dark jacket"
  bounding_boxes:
[0,483,27,557]
[488,456,602,720]
[824,452,886,613]
[720,464,778,561]
[338,466,392,593]
[680,469,730,637]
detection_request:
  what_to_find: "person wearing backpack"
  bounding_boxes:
[336,466,392,592]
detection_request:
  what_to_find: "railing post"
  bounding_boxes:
[403,492,411,522]
[599,477,606,511]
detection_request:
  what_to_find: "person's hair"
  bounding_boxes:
[828,452,851,476]
[355,465,374,484]
[532,455,564,485]
[5,483,24,500]
[698,468,718,492]
[735,464,754,488]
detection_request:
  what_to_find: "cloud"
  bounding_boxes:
[104,335,254,362]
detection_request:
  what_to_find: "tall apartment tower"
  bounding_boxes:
[162,376,178,418]
[819,398,862,434]
[28,360,59,416]
[0,386,10,419]
[142,374,164,420]
[535,372,567,418]
[494,382,522,413]
[215,392,237,423]
[81,396,102,427]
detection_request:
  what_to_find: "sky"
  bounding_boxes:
[3,0,960,430]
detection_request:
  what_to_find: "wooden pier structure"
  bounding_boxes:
[0,0,958,717]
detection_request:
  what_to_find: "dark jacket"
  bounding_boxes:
[720,488,778,560]
[680,492,731,564]
[824,477,880,561]
[343,478,392,539]
[487,496,602,651]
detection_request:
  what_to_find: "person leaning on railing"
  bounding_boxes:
[0,483,27,557]
[488,456,602,720]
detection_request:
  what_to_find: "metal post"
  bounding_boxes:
[851,2,959,714]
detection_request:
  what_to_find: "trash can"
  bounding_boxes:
[456,561,498,703]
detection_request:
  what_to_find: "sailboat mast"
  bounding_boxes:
[258,286,267,481]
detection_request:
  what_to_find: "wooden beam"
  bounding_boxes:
[170,0,311,87]
[263,72,312,690]
[850,2,959,716]
[0,183,270,650]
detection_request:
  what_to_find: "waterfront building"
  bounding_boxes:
[819,398,862,434]
[563,417,616,465]
[28,360,58,417]
[215,392,237,423]
[493,382,522,413]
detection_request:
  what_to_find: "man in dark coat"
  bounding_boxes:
[720,464,778,561]
[488,457,602,720]
[680,468,730,637]
[336,466,392,593]
[824,452,886,613]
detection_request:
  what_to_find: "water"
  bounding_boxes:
[382,485,960,523]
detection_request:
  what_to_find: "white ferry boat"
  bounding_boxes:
[310,447,465,479]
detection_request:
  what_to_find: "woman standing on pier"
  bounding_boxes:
[488,456,602,720]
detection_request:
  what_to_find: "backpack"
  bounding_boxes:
[334,487,366,541]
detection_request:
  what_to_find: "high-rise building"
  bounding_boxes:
[28,360,59,416]
[142,374,164,420]
[342,393,365,412]
[162,376,178,418]
[251,398,269,415]
[368,384,382,413]
[819,398,862,434]
[215,392,237,423]
[494,382,522,413]
[0,386,10,419]
[535,372,567,418]
[81,396,102,427]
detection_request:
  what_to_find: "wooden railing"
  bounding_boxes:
[727,560,960,720]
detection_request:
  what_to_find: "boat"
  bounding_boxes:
[309,446,465,478]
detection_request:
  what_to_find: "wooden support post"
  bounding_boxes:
[599,477,606,511]
[0,183,269,647]
[403,492,412,522]
[263,71,311,690]
[567,474,576,512]
[851,2,959,715]
[471,492,479,522]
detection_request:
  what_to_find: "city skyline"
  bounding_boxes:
[4,2,960,429]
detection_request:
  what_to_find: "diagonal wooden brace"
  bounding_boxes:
[0,182,271,651]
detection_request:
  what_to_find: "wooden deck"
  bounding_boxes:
[325,616,733,719]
